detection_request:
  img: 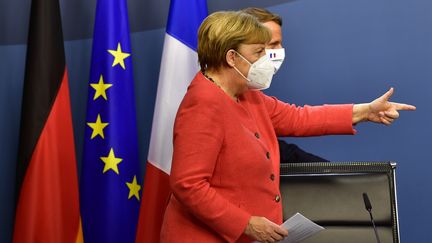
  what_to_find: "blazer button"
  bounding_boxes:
[266,152,270,159]
[255,132,260,139]
[270,174,275,181]
[275,195,281,202]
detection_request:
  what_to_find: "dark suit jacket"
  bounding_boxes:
[278,140,328,163]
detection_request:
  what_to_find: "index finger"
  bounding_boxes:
[391,102,416,111]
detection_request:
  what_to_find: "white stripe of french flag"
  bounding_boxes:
[135,1,208,242]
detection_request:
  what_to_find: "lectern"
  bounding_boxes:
[280,162,399,243]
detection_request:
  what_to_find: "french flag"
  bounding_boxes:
[135,1,208,242]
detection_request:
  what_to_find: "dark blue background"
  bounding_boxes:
[1,0,430,242]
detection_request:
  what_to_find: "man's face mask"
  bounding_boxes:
[265,48,285,74]
[232,51,275,90]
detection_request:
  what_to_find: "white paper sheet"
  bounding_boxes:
[253,212,324,243]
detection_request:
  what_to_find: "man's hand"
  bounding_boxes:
[244,216,288,242]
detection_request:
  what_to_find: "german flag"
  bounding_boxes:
[13,0,83,242]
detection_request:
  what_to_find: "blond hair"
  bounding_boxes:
[241,7,283,26]
[198,11,271,71]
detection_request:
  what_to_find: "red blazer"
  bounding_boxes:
[160,72,354,243]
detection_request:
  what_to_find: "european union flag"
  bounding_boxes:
[80,0,141,242]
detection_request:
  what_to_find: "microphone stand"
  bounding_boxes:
[363,193,381,243]
[366,207,381,243]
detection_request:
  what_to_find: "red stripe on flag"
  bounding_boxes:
[135,162,171,243]
[13,70,81,243]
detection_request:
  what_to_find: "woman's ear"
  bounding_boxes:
[226,50,236,67]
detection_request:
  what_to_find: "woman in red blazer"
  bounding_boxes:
[160,11,415,243]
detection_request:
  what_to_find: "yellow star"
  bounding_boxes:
[87,114,109,139]
[100,148,122,174]
[107,42,131,70]
[90,75,112,100]
[126,175,141,201]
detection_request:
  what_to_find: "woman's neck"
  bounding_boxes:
[202,69,245,102]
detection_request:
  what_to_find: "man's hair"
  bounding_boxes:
[197,11,271,71]
[241,7,283,26]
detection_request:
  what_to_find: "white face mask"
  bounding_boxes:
[265,48,285,74]
[232,51,275,90]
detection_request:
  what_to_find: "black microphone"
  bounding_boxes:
[362,193,381,243]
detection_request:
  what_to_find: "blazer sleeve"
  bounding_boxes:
[170,94,251,242]
[261,93,356,137]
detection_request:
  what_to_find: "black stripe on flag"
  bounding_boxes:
[16,0,66,197]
